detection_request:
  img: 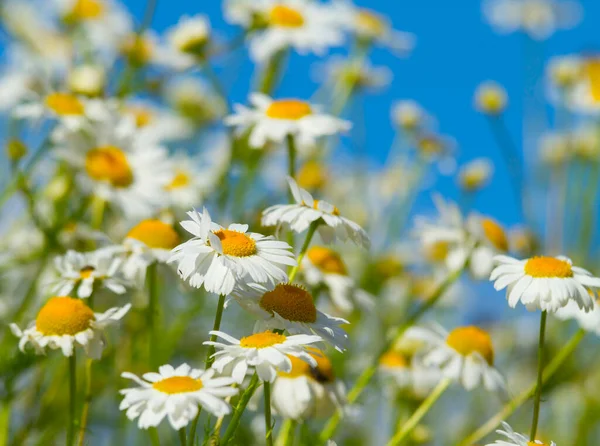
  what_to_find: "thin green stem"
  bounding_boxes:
[457,328,585,446]
[258,50,287,94]
[264,382,274,446]
[147,263,159,368]
[68,352,77,446]
[287,134,297,181]
[90,195,105,230]
[0,400,11,446]
[149,428,160,446]
[530,310,547,440]
[178,428,186,446]
[288,221,319,282]
[386,378,452,446]
[77,359,93,446]
[275,419,296,446]
[221,374,261,445]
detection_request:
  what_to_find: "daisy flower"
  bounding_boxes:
[262,177,370,248]
[490,255,600,312]
[11,296,130,358]
[155,15,211,70]
[225,93,351,150]
[474,81,508,115]
[391,100,428,132]
[485,421,556,446]
[231,282,349,352]
[458,158,494,192]
[405,324,506,392]
[205,330,322,383]
[302,246,373,314]
[68,64,106,97]
[271,348,345,420]
[51,249,128,298]
[555,298,600,336]
[122,100,194,144]
[168,208,296,296]
[119,364,237,430]
[567,57,600,115]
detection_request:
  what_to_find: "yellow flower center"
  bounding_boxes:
[524,256,573,278]
[311,199,340,216]
[356,10,386,36]
[265,99,312,120]
[67,0,104,21]
[586,58,600,103]
[528,443,547,446]
[373,255,404,280]
[425,241,450,262]
[240,331,287,348]
[297,161,327,190]
[259,284,317,323]
[127,106,154,127]
[165,170,191,190]
[35,296,95,336]
[45,93,84,116]
[279,348,335,383]
[79,266,95,279]
[211,229,257,257]
[446,326,494,365]
[121,34,153,66]
[477,88,505,114]
[269,5,305,28]
[85,146,133,188]
[307,246,347,275]
[379,350,408,369]
[481,218,508,252]
[418,135,444,157]
[152,376,203,394]
[127,219,181,250]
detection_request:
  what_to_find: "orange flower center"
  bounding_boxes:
[166,170,191,190]
[481,218,508,252]
[36,296,95,336]
[446,326,494,365]
[68,0,104,21]
[45,93,84,116]
[211,229,257,257]
[152,376,203,394]
[279,348,335,383]
[266,99,312,120]
[240,331,287,348]
[586,58,600,103]
[85,146,133,188]
[269,5,305,28]
[260,284,317,323]
[311,199,340,216]
[528,443,548,446]
[524,256,573,278]
[127,219,181,250]
[379,350,408,369]
[307,246,347,275]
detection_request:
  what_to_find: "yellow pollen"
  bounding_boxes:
[128,106,154,127]
[240,331,287,348]
[527,443,547,446]
[425,241,450,262]
[356,10,386,36]
[211,229,257,257]
[379,350,408,369]
[35,296,95,336]
[127,219,180,250]
[481,218,508,252]
[85,146,133,188]
[524,256,573,278]
[45,93,84,116]
[311,199,340,216]
[79,266,95,279]
[152,376,203,394]
[307,246,347,275]
[446,326,494,365]
[259,284,317,323]
[265,99,312,120]
[586,59,600,103]
[278,348,335,383]
[67,0,104,21]
[297,161,327,190]
[269,5,305,28]
[165,170,191,190]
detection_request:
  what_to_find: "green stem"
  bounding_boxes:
[147,263,159,368]
[0,400,10,446]
[288,221,319,282]
[386,378,452,446]
[68,352,77,446]
[264,382,274,446]
[457,328,585,446]
[530,310,547,440]
[178,428,186,446]
[258,50,287,95]
[77,359,93,446]
[577,164,599,262]
[275,419,296,446]
[287,134,297,181]
[149,428,160,446]
[90,195,105,230]
[221,374,261,445]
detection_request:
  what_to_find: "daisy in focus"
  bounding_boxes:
[11,296,130,358]
[232,282,349,352]
[225,93,351,150]
[205,330,322,383]
[169,208,296,296]
[262,177,370,248]
[485,421,556,446]
[51,249,128,298]
[405,324,506,393]
[490,255,600,312]
[119,364,237,430]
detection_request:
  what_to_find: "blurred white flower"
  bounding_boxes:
[458,158,494,192]
[155,15,211,70]
[555,298,600,335]
[485,421,556,446]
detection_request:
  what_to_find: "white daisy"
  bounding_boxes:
[168,208,296,296]
[485,421,556,446]
[405,324,506,393]
[391,100,428,132]
[51,249,128,298]
[232,282,349,352]
[122,100,194,145]
[567,57,600,115]
[474,82,508,115]
[318,56,392,92]
[68,64,106,97]
[490,255,600,312]
[554,296,600,335]
[225,93,350,150]
[10,296,130,358]
[271,348,345,420]
[302,245,373,314]
[205,330,322,383]
[262,177,370,248]
[119,364,238,430]
[155,15,211,70]
[52,114,173,219]
[458,158,494,191]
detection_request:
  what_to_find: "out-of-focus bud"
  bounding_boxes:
[474,81,507,115]
[68,64,105,97]
[416,133,451,160]
[509,226,538,258]
[6,139,27,161]
[548,55,583,88]
[458,158,494,192]
[166,78,226,124]
[539,132,571,166]
[296,160,327,191]
[121,33,154,67]
[169,16,211,57]
[45,174,71,200]
[572,125,600,163]
[391,100,424,131]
